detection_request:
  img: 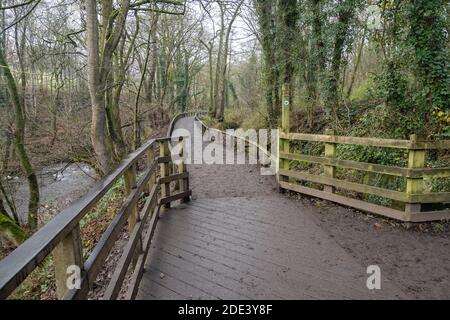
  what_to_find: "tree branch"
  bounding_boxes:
[0,0,41,34]
[0,0,36,10]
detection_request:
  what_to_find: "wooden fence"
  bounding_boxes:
[278,87,450,222]
[0,112,194,300]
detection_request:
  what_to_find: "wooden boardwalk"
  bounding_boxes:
[136,117,406,299]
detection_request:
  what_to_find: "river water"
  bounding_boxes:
[6,162,98,225]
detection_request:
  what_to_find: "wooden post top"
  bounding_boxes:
[281,84,290,133]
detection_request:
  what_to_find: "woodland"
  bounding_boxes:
[0,0,449,298]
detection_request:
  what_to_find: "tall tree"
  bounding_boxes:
[255,0,280,125]
[215,0,245,121]
[85,0,130,174]
[305,0,326,106]
[324,0,362,124]
[278,0,299,107]
[406,0,449,129]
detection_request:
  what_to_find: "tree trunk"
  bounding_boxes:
[1,127,12,173]
[216,0,245,121]
[0,47,40,230]
[134,15,154,150]
[325,0,358,124]
[346,15,368,100]
[213,3,225,119]
[86,0,130,174]
[255,0,284,126]
[86,0,113,174]
[200,39,214,115]
[306,0,325,106]
[14,21,27,123]
[0,178,19,224]
[278,0,299,112]
[145,46,157,108]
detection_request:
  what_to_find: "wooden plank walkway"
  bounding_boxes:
[136,117,406,299]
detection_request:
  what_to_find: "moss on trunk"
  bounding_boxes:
[0,46,40,230]
[0,213,27,246]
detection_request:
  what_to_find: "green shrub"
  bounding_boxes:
[349,77,377,102]
[222,108,245,129]
[241,108,268,130]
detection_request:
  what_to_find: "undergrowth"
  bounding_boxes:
[7,178,125,300]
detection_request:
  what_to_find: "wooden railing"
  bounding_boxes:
[278,131,450,222]
[278,87,450,222]
[0,113,193,300]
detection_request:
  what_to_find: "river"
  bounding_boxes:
[6,162,98,226]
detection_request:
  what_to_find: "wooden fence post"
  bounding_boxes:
[159,139,171,208]
[405,134,425,213]
[124,164,143,265]
[279,84,290,191]
[125,165,139,233]
[323,128,336,193]
[147,146,156,190]
[178,136,190,202]
[53,225,83,299]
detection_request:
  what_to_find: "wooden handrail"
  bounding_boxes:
[279,132,450,150]
[279,130,450,222]
[0,112,195,300]
[280,152,450,178]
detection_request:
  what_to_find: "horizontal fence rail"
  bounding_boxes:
[279,132,450,150]
[278,131,450,222]
[0,112,196,300]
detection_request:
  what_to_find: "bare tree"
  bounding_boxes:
[85,0,130,174]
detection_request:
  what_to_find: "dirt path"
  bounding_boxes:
[172,116,450,299]
[295,196,450,299]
